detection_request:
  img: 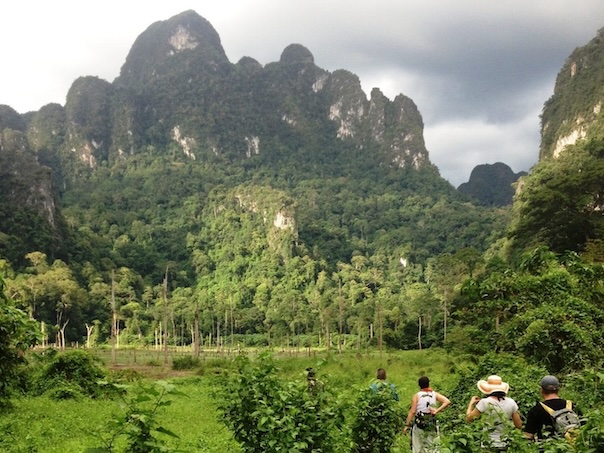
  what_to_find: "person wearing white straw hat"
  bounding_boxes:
[466,375,522,451]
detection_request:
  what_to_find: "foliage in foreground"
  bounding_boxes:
[2,349,604,452]
[438,353,604,452]
[217,353,346,453]
[0,274,39,407]
[87,380,184,453]
[441,410,604,453]
[350,386,403,453]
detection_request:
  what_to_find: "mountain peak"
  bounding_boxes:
[116,10,230,90]
[280,44,315,65]
[457,162,526,206]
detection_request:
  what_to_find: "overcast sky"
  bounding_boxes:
[2,1,603,186]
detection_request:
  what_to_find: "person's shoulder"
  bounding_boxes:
[542,398,567,410]
[475,397,488,410]
[506,397,519,410]
[527,401,543,413]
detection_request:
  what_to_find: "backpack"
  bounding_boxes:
[540,400,580,442]
[370,381,399,401]
[414,411,437,430]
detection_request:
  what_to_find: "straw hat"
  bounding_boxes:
[477,375,510,394]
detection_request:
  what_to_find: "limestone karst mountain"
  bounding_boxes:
[540,27,604,159]
[457,162,527,207]
[34,9,433,183]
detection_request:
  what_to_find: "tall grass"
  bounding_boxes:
[0,349,462,452]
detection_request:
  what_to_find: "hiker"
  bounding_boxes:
[524,375,581,443]
[306,367,320,394]
[466,375,522,451]
[370,368,400,401]
[404,375,451,453]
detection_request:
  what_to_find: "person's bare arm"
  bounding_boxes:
[466,396,481,422]
[403,394,419,434]
[432,392,451,415]
[512,411,522,429]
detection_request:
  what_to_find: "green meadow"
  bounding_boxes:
[0,349,459,452]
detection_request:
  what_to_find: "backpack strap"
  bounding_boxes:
[540,400,573,414]
[540,402,554,416]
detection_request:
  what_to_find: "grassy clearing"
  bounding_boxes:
[0,348,462,452]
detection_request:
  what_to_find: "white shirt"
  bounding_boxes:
[476,396,518,448]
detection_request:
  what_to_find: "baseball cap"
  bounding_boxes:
[540,375,560,391]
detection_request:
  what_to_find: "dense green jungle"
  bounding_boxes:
[1,134,604,372]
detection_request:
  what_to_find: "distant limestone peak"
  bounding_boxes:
[116,9,230,91]
[457,162,526,206]
[280,44,315,65]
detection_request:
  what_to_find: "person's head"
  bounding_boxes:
[306,367,316,380]
[418,376,430,389]
[540,375,560,395]
[377,368,387,380]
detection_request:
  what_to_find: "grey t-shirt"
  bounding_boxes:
[476,396,519,448]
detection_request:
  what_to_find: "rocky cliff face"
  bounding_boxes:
[0,106,65,263]
[10,10,434,183]
[540,27,604,159]
[0,106,59,226]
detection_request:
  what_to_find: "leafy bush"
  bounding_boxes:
[87,380,184,452]
[0,275,40,407]
[28,349,116,398]
[440,417,546,452]
[508,297,604,373]
[349,386,403,453]
[574,408,604,451]
[46,384,85,400]
[561,369,604,412]
[216,353,345,453]
[171,355,201,370]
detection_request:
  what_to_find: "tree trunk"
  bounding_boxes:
[230,303,234,349]
[193,306,200,357]
[443,297,448,343]
[162,266,169,366]
[41,321,47,348]
[418,316,422,351]
[58,319,69,350]
[111,270,117,366]
[378,304,383,354]
[85,323,94,348]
